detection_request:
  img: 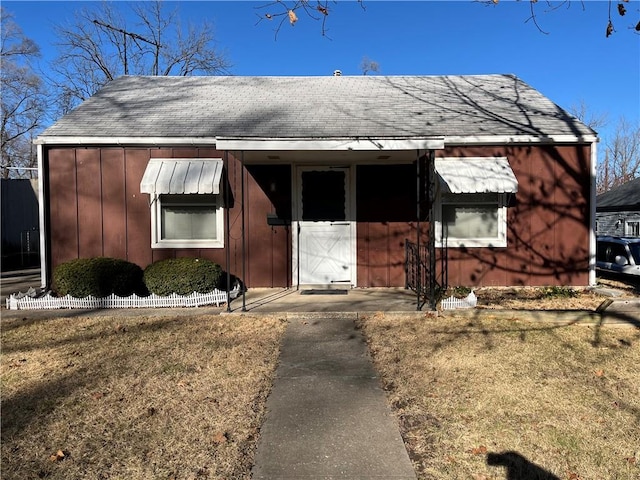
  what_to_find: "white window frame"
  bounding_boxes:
[150,194,224,249]
[626,220,640,237]
[435,192,508,248]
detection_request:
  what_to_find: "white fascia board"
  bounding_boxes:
[34,136,218,146]
[216,137,445,151]
[589,140,597,287]
[37,144,47,289]
[35,134,599,148]
[445,134,599,145]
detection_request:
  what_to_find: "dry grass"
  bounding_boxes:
[473,287,605,311]
[470,277,639,311]
[358,313,640,480]
[1,312,286,480]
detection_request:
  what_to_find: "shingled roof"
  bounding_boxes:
[596,177,640,212]
[38,74,595,142]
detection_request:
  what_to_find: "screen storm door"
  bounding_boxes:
[295,166,354,286]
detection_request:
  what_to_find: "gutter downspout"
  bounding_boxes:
[416,150,421,311]
[241,151,246,311]
[37,144,47,289]
[224,151,231,312]
[589,140,598,287]
[428,149,437,310]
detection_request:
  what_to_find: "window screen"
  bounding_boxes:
[436,193,506,247]
[443,205,499,239]
[626,221,640,237]
[160,195,218,240]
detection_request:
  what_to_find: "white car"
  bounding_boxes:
[596,236,640,277]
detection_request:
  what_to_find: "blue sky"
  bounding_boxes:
[4,0,639,141]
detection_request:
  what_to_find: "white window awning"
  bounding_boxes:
[140,158,223,194]
[435,157,518,194]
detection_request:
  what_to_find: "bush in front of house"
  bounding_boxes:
[53,257,146,298]
[143,257,223,296]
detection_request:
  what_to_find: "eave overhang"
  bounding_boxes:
[215,137,445,151]
[34,134,598,147]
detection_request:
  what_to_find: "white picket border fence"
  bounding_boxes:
[440,290,477,310]
[6,288,239,311]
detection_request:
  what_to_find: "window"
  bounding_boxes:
[433,157,517,248]
[140,158,225,249]
[435,193,508,247]
[151,194,224,249]
[626,220,640,237]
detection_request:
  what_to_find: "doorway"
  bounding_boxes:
[294,166,355,287]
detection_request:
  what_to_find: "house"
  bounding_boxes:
[596,177,640,237]
[1,178,40,269]
[34,74,597,298]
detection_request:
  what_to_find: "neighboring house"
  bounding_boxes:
[1,178,40,270]
[34,74,597,293]
[596,177,640,237]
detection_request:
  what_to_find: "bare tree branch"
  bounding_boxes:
[359,56,380,75]
[256,0,365,39]
[478,0,638,37]
[597,117,640,193]
[1,7,47,179]
[569,100,609,131]
[49,1,230,113]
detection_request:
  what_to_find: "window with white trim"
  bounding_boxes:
[435,193,508,248]
[151,194,224,249]
[626,220,640,236]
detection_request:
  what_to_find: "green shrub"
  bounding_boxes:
[446,286,472,298]
[541,286,578,299]
[53,257,146,298]
[143,258,223,296]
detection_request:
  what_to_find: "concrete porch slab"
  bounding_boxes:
[229,287,425,313]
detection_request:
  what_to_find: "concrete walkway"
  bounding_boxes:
[251,313,416,480]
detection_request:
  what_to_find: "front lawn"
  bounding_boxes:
[1,313,286,480]
[359,313,640,480]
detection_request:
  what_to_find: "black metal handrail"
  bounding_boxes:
[405,238,440,310]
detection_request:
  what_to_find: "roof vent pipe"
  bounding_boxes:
[333,70,342,76]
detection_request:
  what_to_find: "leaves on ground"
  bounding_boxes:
[358,313,640,479]
[470,445,487,455]
[1,313,286,479]
[49,450,67,462]
[212,431,228,444]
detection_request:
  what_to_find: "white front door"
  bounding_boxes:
[295,166,354,286]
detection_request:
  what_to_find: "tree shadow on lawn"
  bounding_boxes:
[375,312,640,422]
[1,317,186,440]
[1,314,252,438]
[0,314,190,355]
[0,309,227,354]
[487,451,560,480]
[442,308,640,350]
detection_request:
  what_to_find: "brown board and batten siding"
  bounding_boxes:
[45,146,291,288]
[356,164,423,287]
[354,144,591,288]
[45,143,592,289]
[438,144,591,287]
